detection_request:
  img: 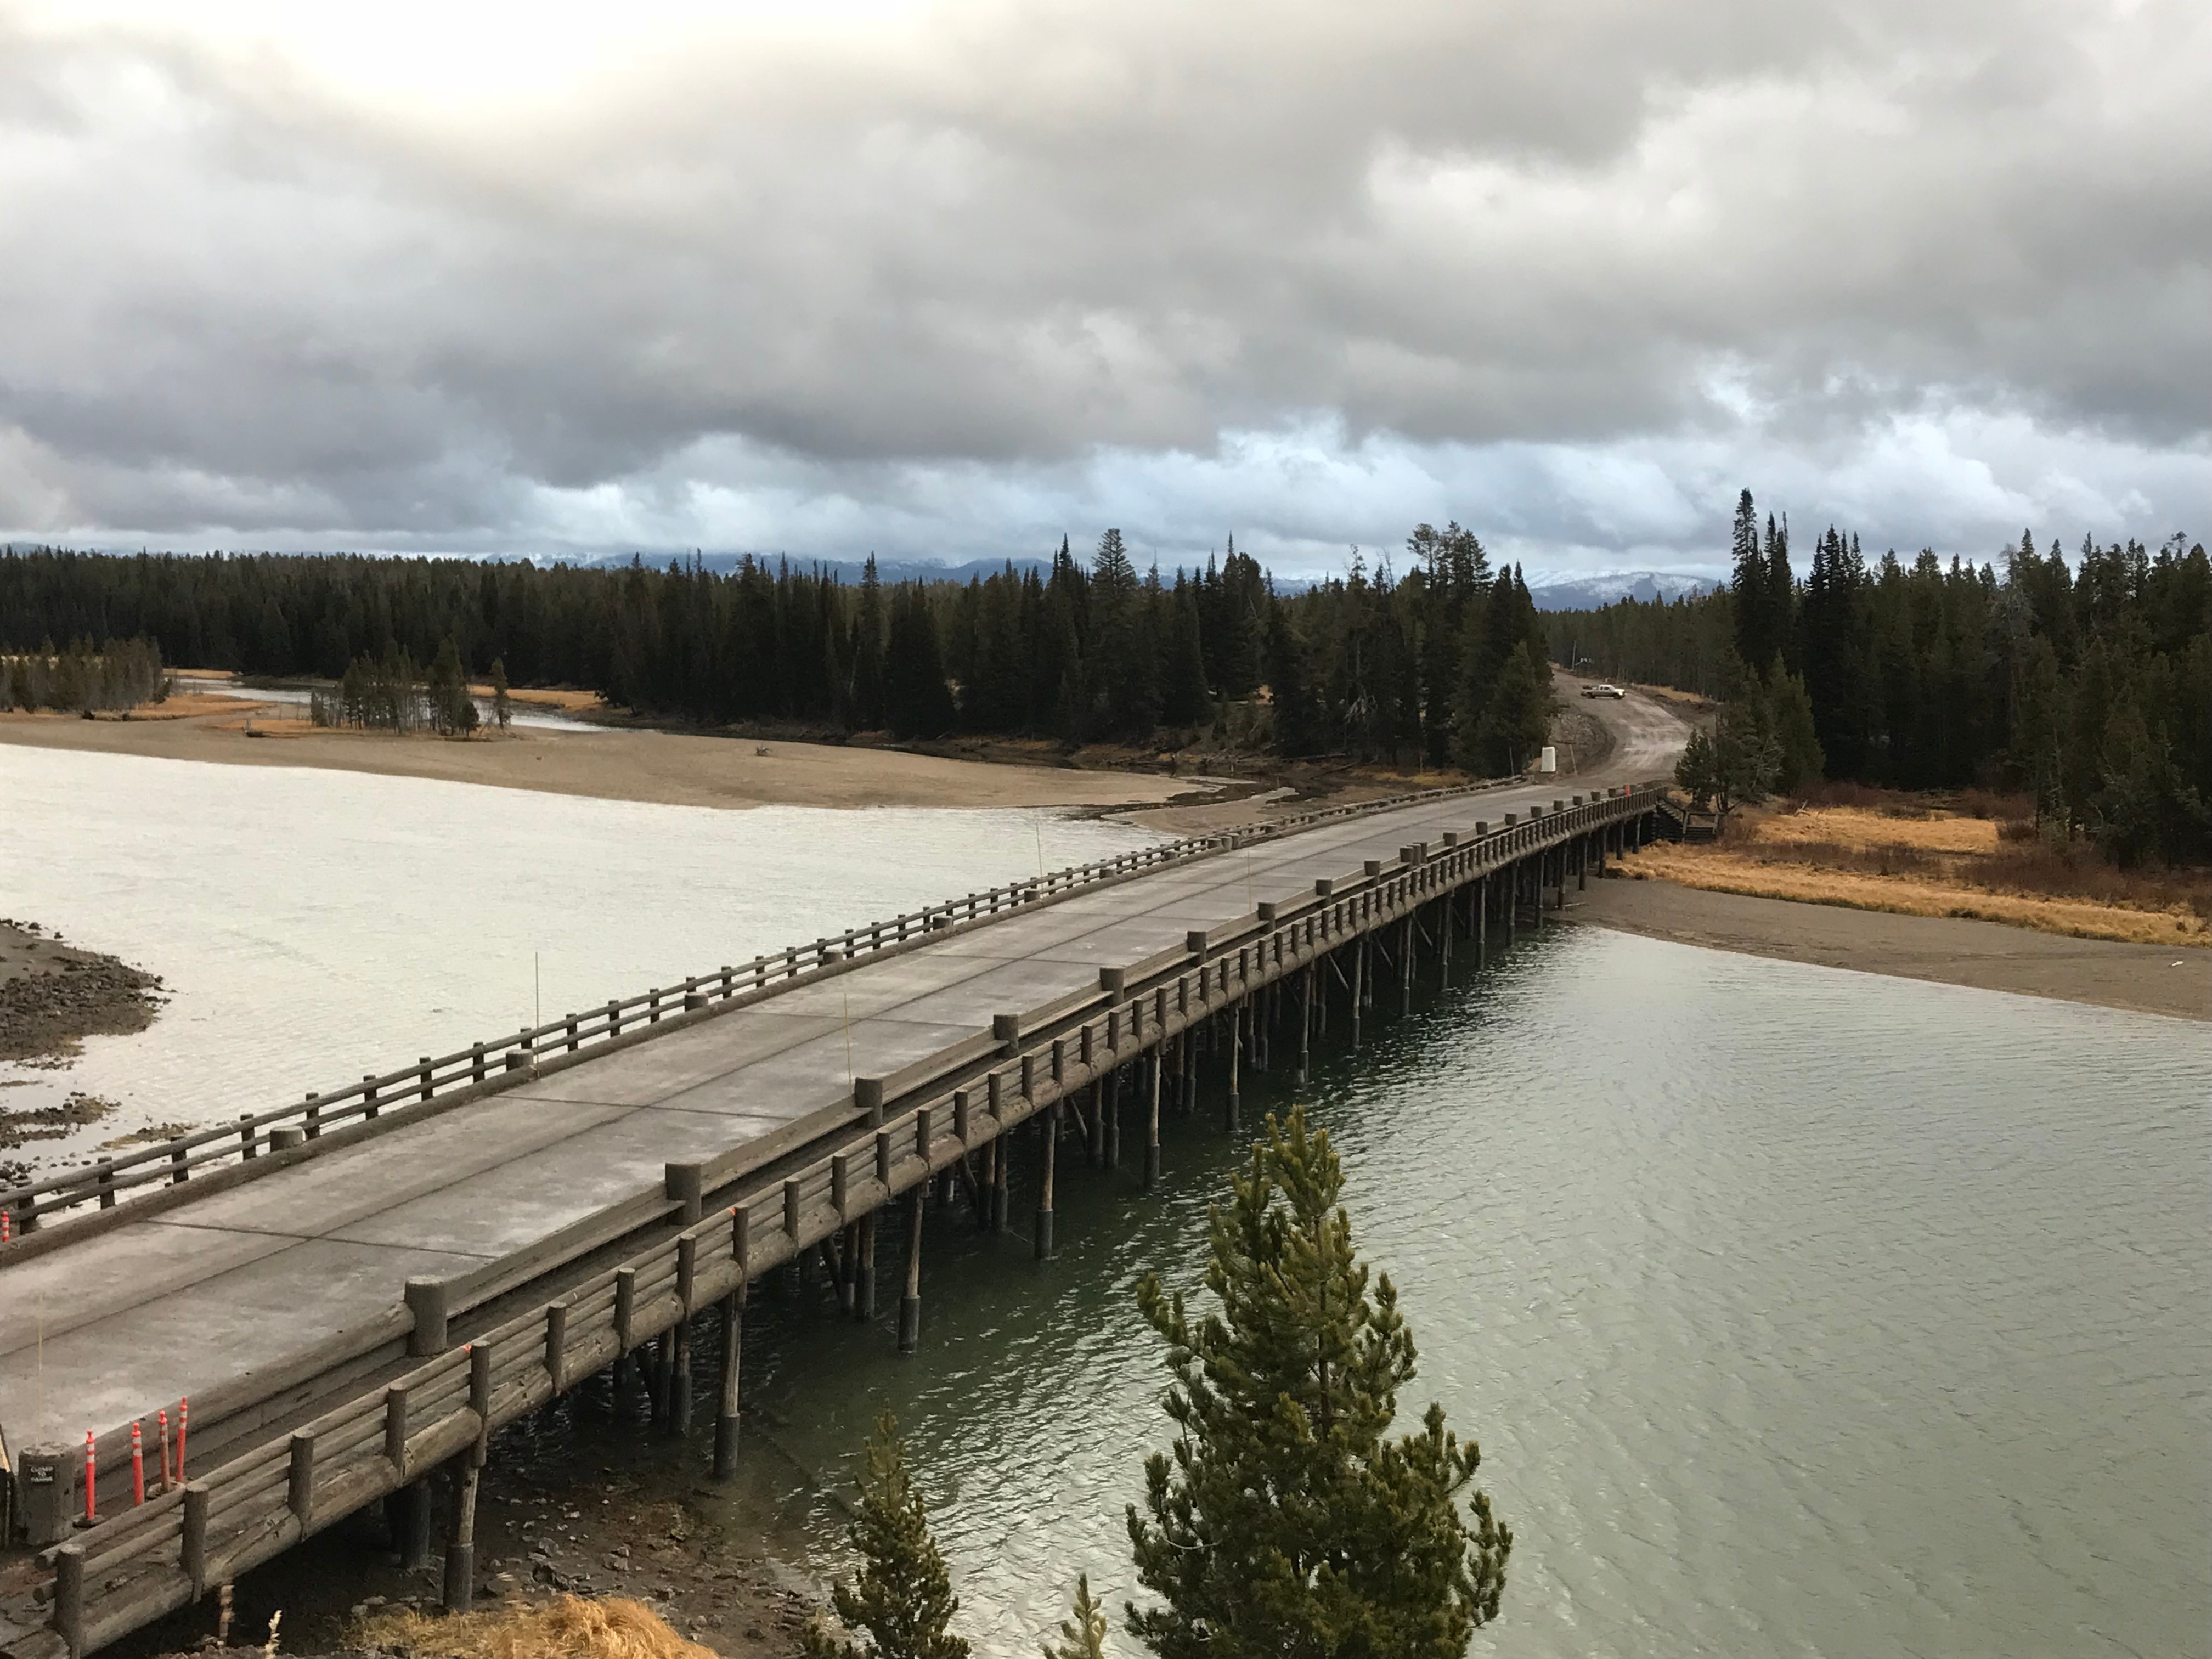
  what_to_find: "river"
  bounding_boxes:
[8,744,2208,1657]
[0,744,1160,1176]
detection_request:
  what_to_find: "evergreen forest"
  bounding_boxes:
[3,498,2204,862]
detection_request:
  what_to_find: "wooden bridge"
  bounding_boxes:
[1,706,1680,1658]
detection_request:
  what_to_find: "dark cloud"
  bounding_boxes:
[0,0,2203,571]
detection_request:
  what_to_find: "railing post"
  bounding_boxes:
[545,1301,569,1396]
[288,1430,317,1524]
[52,1539,84,1657]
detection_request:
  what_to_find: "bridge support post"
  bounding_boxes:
[1142,1050,1163,1192]
[1035,1103,1057,1259]
[857,1211,877,1319]
[991,1133,1010,1233]
[1088,1079,1106,1169]
[1182,1036,1197,1114]
[442,1457,480,1612]
[1401,917,1414,1015]
[714,1289,743,1478]
[1297,965,1311,1085]
[898,1190,924,1353]
[1226,1003,1242,1134]
[1579,834,1589,891]
[669,1316,693,1436]
[1351,938,1364,1050]
[1105,1071,1121,1170]
[650,1333,669,1424]
[1440,893,1454,988]
[391,1479,433,1571]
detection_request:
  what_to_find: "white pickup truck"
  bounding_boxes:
[1581,682,1627,699]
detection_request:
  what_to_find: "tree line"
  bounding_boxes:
[2,635,168,712]
[0,536,1556,769]
[1551,494,2210,865]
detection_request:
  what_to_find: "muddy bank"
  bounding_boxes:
[0,920,164,1064]
[1572,877,2209,1022]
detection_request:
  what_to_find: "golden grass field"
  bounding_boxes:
[1622,802,2211,947]
[353,1595,715,1659]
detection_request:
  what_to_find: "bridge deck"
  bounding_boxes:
[0,696,1681,1461]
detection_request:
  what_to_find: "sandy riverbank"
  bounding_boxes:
[0,707,1187,813]
[1572,878,2209,1022]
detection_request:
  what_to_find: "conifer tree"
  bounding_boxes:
[1160,584,1210,730]
[488,656,512,730]
[426,635,478,736]
[1126,1105,1510,1658]
[1760,652,1824,793]
[1263,605,1320,758]
[1470,640,1550,775]
[805,1414,970,1659]
[1042,1576,1109,1659]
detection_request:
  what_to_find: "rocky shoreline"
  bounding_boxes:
[0,919,165,1065]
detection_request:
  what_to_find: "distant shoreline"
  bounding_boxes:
[1571,878,2208,1022]
[0,701,1193,814]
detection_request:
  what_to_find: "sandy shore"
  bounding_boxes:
[0,708,1186,813]
[1572,878,2209,1022]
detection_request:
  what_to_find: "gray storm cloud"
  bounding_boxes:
[0,0,2204,573]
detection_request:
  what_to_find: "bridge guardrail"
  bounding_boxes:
[17,783,1664,1659]
[2,767,1553,1240]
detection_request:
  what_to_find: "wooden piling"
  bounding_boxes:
[1226,1002,1242,1133]
[1143,1049,1163,1192]
[992,1128,1011,1232]
[1297,964,1312,1085]
[899,1189,924,1352]
[1035,1103,1057,1259]
[669,1316,693,1436]
[1401,916,1414,1015]
[713,1288,744,1479]
[857,1211,878,1319]
[1351,937,1365,1049]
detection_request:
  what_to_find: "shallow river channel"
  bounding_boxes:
[8,744,2209,1657]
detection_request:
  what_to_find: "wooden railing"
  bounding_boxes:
[0,766,1570,1238]
[18,784,1660,1659]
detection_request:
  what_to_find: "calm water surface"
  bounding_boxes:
[10,745,2207,1657]
[676,929,2208,1658]
[0,744,1159,1173]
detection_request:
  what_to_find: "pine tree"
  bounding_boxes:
[1160,584,1210,730]
[426,635,477,736]
[488,656,512,730]
[1264,604,1320,758]
[884,586,956,739]
[1042,1576,1109,1659]
[1125,1105,1510,1658]
[1470,640,1550,775]
[1760,653,1824,793]
[1729,489,1764,671]
[804,1414,970,1659]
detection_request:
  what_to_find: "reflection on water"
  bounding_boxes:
[0,744,1160,1173]
[180,677,597,731]
[614,928,2200,1658]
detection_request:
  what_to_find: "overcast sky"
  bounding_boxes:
[1,1,2204,578]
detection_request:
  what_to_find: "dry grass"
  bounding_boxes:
[352,1595,715,1659]
[1624,846,2208,945]
[1750,805,2000,856]
[1627,795,2212,947]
